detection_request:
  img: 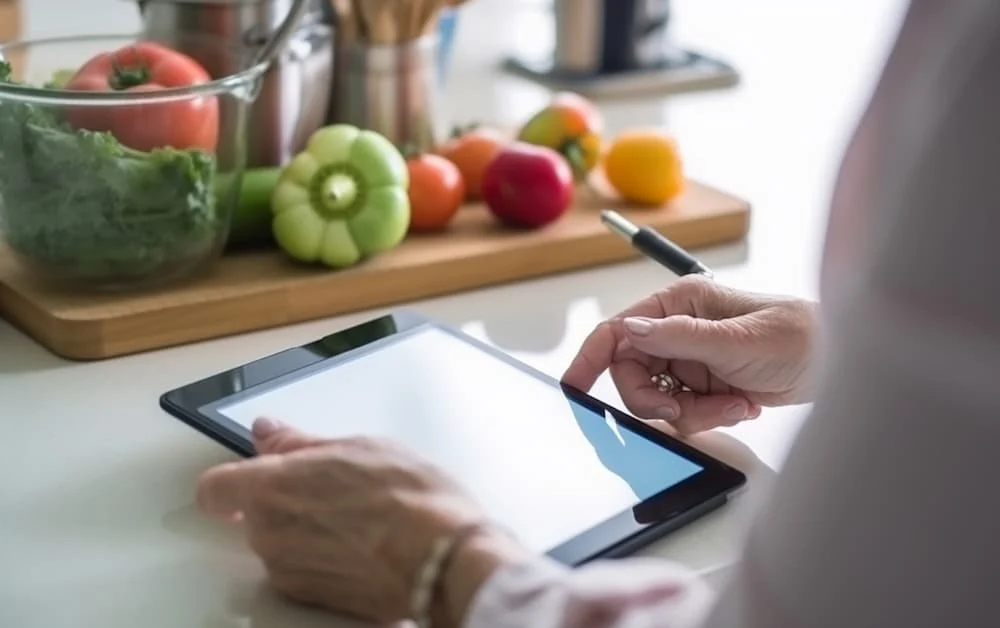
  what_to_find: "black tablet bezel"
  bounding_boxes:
[160,310,747,566]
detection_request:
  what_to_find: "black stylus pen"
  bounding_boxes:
[600,210,714,278]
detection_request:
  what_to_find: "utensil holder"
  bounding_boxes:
[328,36,441,152]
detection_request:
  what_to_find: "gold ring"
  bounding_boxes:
[651,371,683,394]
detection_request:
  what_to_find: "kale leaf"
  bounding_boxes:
[0,61,221,281]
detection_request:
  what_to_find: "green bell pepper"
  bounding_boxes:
[271,124,410,268]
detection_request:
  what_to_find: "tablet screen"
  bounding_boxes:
[211,326,703,553]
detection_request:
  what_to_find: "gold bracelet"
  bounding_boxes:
[410,521,491,628]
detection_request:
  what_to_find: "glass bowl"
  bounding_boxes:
[0,34,267,291]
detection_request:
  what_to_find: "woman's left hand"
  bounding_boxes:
[195,418,525,625]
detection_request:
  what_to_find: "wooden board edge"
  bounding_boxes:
[3,203,751,361]
[0,280,99,360]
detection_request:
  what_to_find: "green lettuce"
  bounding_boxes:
[0,61,221,280]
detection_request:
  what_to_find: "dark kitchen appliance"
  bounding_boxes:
[503,0,738,99]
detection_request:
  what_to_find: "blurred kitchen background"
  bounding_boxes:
[1,0,908,297]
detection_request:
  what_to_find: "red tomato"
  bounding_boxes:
[480,142,574,229]
[407,153,466,232]
[63,42,219,153]
[435,126,506,201]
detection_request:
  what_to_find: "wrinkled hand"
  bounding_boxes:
[196,419,525,625]
[563,276,818,435]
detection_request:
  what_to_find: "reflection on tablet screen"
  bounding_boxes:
[212,326,703,553]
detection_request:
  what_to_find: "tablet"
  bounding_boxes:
[160,311,746,565]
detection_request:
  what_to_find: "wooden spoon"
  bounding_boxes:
[349,0,368,41]
[418,0,446,36]
[401,0,423,41]
[373,0,400,45]
[329,0,358,43]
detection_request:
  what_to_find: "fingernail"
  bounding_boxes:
[724,403,747,421]
[655,406,678,421]
[624,317,653,336]
[252,417,282,438]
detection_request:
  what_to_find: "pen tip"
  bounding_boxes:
[599,209,639,239]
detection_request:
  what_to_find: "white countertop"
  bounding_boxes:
[1,0,908,626]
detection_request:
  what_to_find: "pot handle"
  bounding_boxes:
[252,0,312,69]
[132,0,309,70]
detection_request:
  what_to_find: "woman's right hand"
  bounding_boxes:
[563,276,818,435]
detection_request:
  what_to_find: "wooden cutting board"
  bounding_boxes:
[0,180,750,360]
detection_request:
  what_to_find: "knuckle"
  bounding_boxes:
[673,274,713,301]
[670,275,741,319]
[675,273,712,292]
[588,318,616,342]
[654,275,710,315]
[685,314,717,336]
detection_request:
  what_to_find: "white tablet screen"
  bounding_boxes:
[214,326,703,553]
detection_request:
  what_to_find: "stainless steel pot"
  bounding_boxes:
[136,0,334,168]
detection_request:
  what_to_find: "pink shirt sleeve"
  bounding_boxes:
[465,557,714,628]
[465,2,1000,627]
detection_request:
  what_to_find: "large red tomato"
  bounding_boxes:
[63,42,219,153]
